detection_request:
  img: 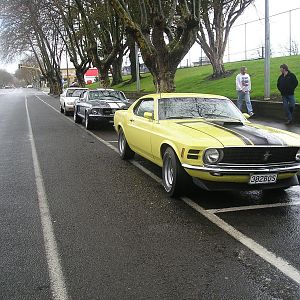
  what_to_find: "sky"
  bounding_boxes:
[1,0,300,73]
[184,0,300,65]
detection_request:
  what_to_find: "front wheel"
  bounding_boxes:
[162,147,190,197]
[63,106,69,116]
[74,108,81,123]
[118,128,135,159]
[85,113,93,130]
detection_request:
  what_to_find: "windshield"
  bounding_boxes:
[89,90,126,102]
[158,97,244,121]
[67,89,86,97]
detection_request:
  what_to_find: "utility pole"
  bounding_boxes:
[135,43,140,93]
[264,0,270,100]
[66,49,70,87]
[289,10,292,55]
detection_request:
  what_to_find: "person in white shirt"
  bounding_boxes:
[236,66,254,117]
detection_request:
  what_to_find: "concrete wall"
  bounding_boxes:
[233,99,300,124]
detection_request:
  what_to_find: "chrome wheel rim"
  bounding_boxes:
[119,131,125,154]
[163,154,174,192]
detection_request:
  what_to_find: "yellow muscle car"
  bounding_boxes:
[114,93,300,197]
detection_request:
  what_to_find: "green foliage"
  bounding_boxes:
[87,55,300,102]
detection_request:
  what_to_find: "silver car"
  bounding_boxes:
[74,88,130,129]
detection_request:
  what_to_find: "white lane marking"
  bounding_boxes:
[34,95,61,113]
[130,160,162,183]
[207,201,300,214]
[25,97,69,300]
[34,93,300,285]
[182,196,300,285]
[34,95,161,184]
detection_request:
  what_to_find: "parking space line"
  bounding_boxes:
[182,196,300,286]
[34,93,300,286]
[207,201,300,214]
[25,97,69,300]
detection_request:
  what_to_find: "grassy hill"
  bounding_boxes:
[88,55,300,102]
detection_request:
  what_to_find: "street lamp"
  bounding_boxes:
[264,0,270,100]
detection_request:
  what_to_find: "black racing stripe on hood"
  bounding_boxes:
[178,121,253,145]
[221,123,286,145]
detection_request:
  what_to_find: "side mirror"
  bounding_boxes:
[144,112,153,120]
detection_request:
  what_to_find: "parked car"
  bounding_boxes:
[74,88,130,129]
[60,87,88,115]
[26,84,33,88]
[114,93,300,197]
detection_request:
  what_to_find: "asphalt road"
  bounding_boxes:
[1,88,300,300]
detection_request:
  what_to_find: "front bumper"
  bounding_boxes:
[182,162,300,191]
[65,104,75,112]
[89,115,113,123]
[192,175,299,191]
[182,162,300,175]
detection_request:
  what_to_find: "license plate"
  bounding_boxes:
[249,174,277,184]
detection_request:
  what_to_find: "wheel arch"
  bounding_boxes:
[160,142,181,160]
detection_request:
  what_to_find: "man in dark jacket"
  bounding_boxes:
[277,64,298,125]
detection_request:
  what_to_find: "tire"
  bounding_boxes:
[64,105,69,116]
[118,128,135,159]
[162,147,190,197]
[60,105,64,113]
[85,113,93,130]
[74,108,81,123]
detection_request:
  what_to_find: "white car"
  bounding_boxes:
[60,87,88,115]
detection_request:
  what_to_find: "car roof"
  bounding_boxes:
[66,87,88,90]
[139,93,229,100]
[95,88,115,91]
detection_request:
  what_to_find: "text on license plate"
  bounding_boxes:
[249,174,277,184]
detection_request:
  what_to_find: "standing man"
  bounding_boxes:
[277,64,298,125]
[236,66,254,117]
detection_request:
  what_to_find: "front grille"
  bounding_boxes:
[102,108,112,115]
[221,147,298,164]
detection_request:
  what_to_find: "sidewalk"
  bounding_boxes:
[252,117,300,135]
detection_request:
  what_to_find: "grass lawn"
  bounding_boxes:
[87,55,300,102]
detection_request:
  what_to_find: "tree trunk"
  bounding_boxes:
[152,68,176,93]
[76,70,86,87]
[210,55,225,78]
[48,79,62,95]
[97,65,110,88]
[111,55,123,86]
[127,35,137,83]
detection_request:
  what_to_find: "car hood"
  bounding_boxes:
[174,120,300,147]
[88,100,126,108]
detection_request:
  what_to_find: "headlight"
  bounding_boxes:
[91,108,100,115]
[296,149,300,161]
[203,148,223,164]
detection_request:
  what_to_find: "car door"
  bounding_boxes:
[126,98,154,158]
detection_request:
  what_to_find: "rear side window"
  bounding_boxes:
[134,98,154,117]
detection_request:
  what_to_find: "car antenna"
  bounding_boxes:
[156,76,161,124]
